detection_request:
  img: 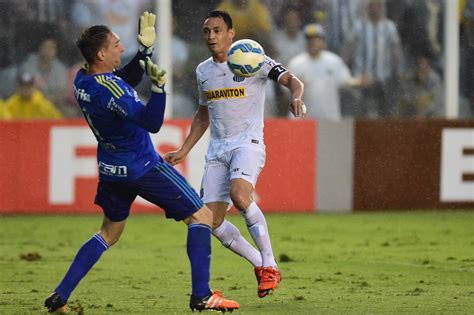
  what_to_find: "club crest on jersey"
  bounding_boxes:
[233,75,245,82]
[206,87,245,101]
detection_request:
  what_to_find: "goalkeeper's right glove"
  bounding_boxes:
[139,57,166,93]
[137,11,156,56]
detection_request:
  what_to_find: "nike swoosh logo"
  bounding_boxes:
[241,172,251,176]
[217,73,226,77]
[200,78,209,84]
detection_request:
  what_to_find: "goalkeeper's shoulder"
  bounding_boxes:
[92,74,130,99]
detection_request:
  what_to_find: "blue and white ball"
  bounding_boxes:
[227,39,265,77]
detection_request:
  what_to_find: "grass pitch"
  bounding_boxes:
[1,211,473,314]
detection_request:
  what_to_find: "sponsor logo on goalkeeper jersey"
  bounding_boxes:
[73,85,91,102]
[98,161,127,177]
[206,87,245,101]
[107,97,128,117]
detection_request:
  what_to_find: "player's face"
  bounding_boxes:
[203,17,234,60]
[102,32,125,69]
[18,85,34,100]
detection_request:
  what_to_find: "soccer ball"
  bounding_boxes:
[227,39,265,77]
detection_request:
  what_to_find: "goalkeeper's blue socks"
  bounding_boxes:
[187,223,212,298]
[55,233,109,301]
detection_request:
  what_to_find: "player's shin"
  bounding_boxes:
[241,202,277,268]
[213,219,262,266]
[54,233,109,302]
[187,224,212,298]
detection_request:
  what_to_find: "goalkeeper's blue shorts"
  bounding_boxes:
[95,162,204,222]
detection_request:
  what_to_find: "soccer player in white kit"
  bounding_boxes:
[165,10,305,298]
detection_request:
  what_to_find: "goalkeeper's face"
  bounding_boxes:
[102,32,125,69]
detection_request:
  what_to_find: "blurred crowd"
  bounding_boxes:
[0,0,473,120]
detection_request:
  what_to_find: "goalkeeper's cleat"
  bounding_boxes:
[44,292,68,313]
[212,289,224,297]
[257,266,281,298]
[190,291,240,312]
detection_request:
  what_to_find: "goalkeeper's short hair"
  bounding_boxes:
[76,25,111,65]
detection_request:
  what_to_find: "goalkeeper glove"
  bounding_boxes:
[139,57,166,93]
[137,11,156,55]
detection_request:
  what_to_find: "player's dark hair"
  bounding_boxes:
[76,25,111,65]
[206,10,233,29]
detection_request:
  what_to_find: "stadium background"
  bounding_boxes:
[0,1,473,314]
[0,0,473,214]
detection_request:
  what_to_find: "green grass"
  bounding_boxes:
[1,211,473,314]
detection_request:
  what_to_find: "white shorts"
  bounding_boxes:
[200,146,266,204]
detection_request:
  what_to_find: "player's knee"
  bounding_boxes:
[99,231,122,247]
[100,217,126,247]
[230,190,251,210]
[212,215,225,230]
[230,180,253,210]
[186,205,213,226]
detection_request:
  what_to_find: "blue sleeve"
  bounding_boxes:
[97,81,166,134]
[130,92,166,133]
[114,51,148,88]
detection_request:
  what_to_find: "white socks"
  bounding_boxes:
[242,202,277,267]
[213,219,262,267]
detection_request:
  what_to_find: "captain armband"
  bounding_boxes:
[268,64,288,82]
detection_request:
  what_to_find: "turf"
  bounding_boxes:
[0,211,473,314]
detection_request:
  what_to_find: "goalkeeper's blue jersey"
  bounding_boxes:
[73,69,163,182]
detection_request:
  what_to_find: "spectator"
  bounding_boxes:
[272,5,305,66]
[0,64,18,99]
[12,0,74,63]
[462,0,474,115]
[169,15,195,118]
[398,51,444,118]
[288,24,367,121]
[71,0,148,63]
[216,0,272,43]
[269,5,306,117]
[343,0,404,117]
[0,1,17,67]
[3,72,63,120]
[387,1,434,77]
[264,0,315,26]
[313,0,363,55]
[19,38,75,117]
[0,98,10,119]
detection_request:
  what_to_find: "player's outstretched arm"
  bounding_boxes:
[114,11,157,87]
[129,57,166,133]
[164,105,210,165]
[140,57,166,93]
[278,72,306,118]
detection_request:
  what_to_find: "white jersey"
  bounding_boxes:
[196,55,286,160]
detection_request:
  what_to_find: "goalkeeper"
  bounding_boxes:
[44,11,239,313]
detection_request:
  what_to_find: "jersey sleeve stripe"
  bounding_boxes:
[95,76,124,99]
[108,80,125,96]
[100,75,124,97]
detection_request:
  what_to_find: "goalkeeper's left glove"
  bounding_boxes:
[137,11,156,55]
[139,57,166,93]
